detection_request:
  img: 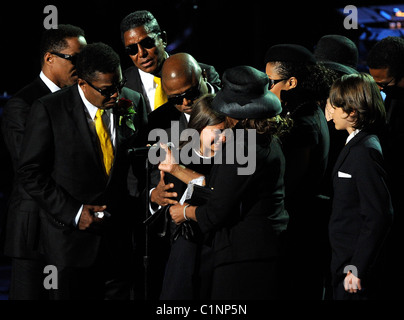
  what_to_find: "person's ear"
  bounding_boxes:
[78,78,87,91]
[288,77,298,89]
[43,52,53,66]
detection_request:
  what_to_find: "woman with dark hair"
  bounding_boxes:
[326,73,393,300]
[158,94,226,300]
[264,44,334,299]
[167,66,290,299]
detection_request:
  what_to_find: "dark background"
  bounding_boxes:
[0,0,381,96]
[1,0,403,216]
[1,0,404,301]
[2,1,404,196]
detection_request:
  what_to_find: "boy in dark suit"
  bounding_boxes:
[326,73,393,300]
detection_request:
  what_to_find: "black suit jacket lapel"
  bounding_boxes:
[35,77,52,97]
[331,131,368,178]
[66,86,106,177]
[123,66,143,93]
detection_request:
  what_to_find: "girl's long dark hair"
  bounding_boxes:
[179,94,225,149]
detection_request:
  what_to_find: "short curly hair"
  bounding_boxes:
[367,36,404,81]
[75,42,120,82]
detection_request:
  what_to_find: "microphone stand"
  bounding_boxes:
[128,143,171,300]
[128,147,152,300]
[144,156,150,301]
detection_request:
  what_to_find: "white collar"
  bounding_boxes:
[40,71,60,93]
[138,69,156,88]
[346,128,361,145]
[77,84,99,120]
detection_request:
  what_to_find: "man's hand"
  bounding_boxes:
[78,204,108,230]
[150,171,178,207]
[344,271,362,293]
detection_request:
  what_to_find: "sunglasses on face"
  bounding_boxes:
[86,78,127,98]
[269,77,288,88]
[125,34,160,56]
[375,77,395,90]
[50,52,77,65]
[167,84,201,106]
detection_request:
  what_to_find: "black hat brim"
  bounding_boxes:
[212,89,282,119]
[321,61,358,75]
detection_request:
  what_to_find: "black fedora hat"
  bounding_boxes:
[212,66,282,119]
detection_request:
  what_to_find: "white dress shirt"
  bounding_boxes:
[138,69,157,110]
[74,85,116,225]
[346,128,361,145]
[39,71,60,93]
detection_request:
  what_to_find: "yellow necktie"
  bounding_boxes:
[154,76,168,110]
[95,109,114,175]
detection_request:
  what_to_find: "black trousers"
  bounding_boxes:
[210,258,280,300]
[160,236,213,300]
[48,263,132,300]
[46,240,134,300]
[9,257,49,300]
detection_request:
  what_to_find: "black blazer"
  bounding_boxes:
[329,131,393,282]
[123,61,221,113]
[1,77,51,259]
[17,85,147,267]
[195,127,289,267]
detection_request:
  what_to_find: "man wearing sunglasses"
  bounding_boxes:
[142,53,213,298]
[17,43,148,299]
[1,24,87,300]
[367,36,404,300]
[120,10,220,113]
[148,53,211,139]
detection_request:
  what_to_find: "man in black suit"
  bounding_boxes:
[119,10,221,113]
[367,36,404,299]
[1,25,87,300]
[142,53,217,299]
[17,43,148,299]
[149,52,215,207]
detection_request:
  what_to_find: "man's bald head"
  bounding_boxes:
[161,53,208,114]
[162,53,202,86]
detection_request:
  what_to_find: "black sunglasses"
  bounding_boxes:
[50,52,77,65]
[167,84,201,106]
[86,78,127,98]
[375,78,394,90]
[269,78,288,88]
[125,34,160,56]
